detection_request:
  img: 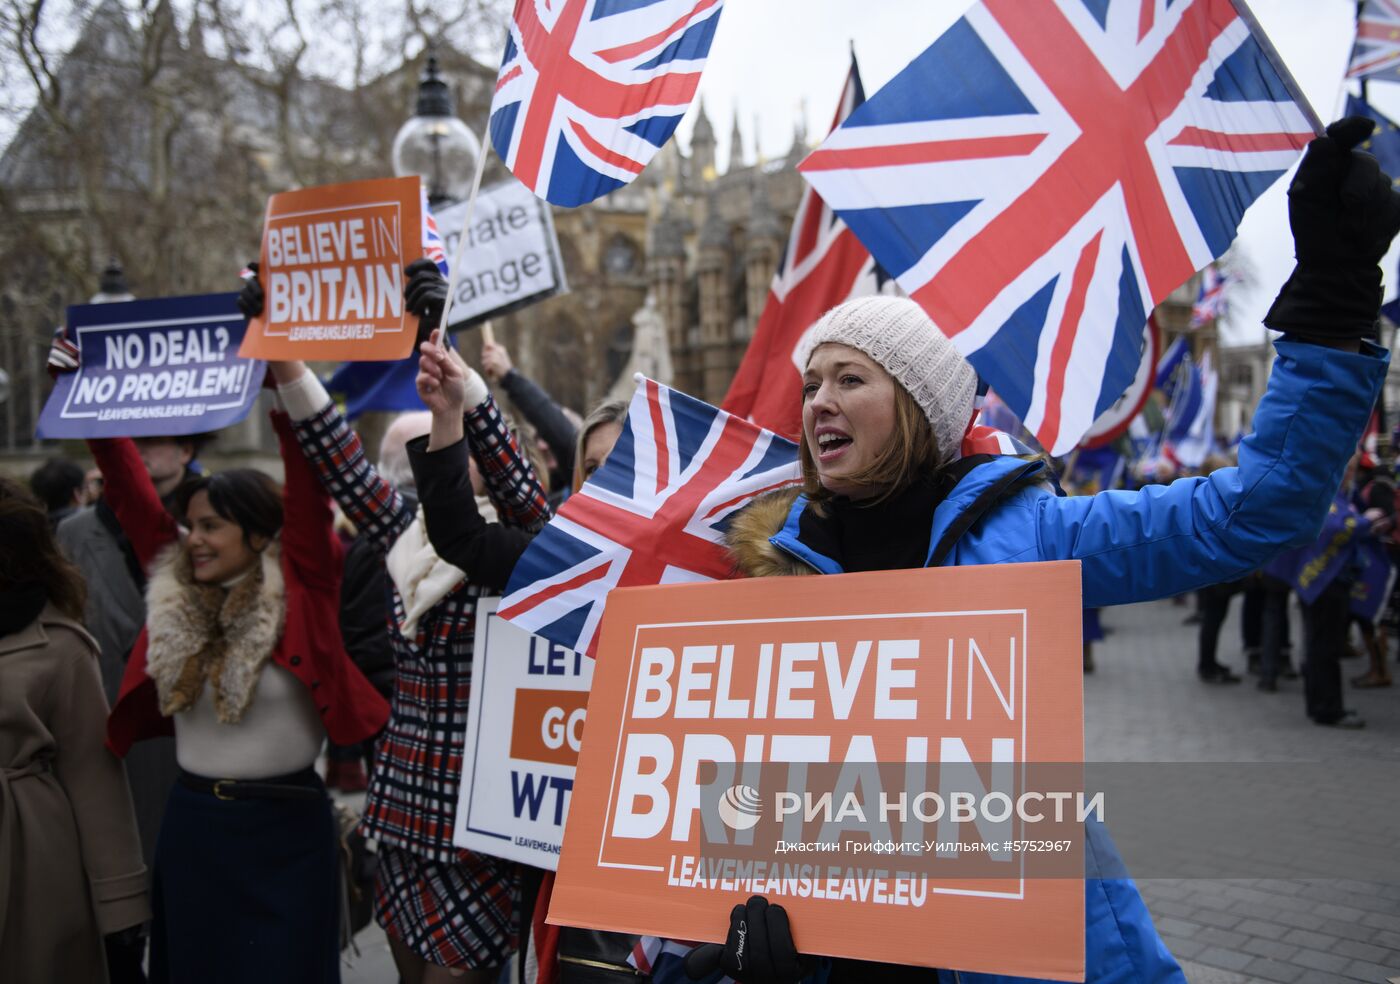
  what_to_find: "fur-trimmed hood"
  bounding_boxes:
[144,541,286,724]
[724,487,816,579]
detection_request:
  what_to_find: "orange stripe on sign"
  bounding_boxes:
[799,133,1047,173]
[511,689,589,767]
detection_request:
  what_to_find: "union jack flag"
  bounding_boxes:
[721,51,886,440]
[628,936,741,984]
[799,0,1316,455]
[1349,0,1400,81]
[497,375,1035,656]
[421,189,449,275]
[1189,263,1234,328]
[499,376,801,656]
[490,0,724,207]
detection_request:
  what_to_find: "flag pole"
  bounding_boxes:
[1359,0,1370,105]
[1227,0,1325,136]
[436,129,496,346]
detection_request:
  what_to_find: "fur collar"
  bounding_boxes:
[725,487,817,579]
[145,541,286,723]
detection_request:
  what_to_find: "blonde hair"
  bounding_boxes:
[572,399,630,493]
[799,382,940,505]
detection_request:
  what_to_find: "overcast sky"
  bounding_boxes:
[678,0,1385,347]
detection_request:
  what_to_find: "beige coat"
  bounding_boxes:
[0,604,150,982]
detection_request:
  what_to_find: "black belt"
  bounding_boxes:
[178,767,324,801]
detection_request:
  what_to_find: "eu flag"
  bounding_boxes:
[1346,95,1400,181]
[1355,96,1400,326]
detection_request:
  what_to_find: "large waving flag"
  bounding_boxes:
[1349,0,1400,82]
[799,0,1315,455]
[499,376,802,656]
[721,51,886,440]
[490,0,724,207]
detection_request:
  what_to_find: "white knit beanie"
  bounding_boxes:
[800,296,977,465]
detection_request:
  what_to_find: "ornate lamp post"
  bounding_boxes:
[391,54,480,206]
[89,258,135,304]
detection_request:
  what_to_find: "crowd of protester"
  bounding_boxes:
[2,118,1397,984]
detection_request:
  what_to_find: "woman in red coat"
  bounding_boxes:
[96,408,388,984]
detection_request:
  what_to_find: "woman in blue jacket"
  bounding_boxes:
[684,118,1397,984]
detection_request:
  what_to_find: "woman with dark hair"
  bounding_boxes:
[91,406,389,984]
[0,478,149,983]
[679,119,1396,983]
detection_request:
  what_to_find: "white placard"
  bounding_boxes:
[453,597,592,869]
[434,181,569,329]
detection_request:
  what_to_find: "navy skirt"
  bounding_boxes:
[148,768,340,984]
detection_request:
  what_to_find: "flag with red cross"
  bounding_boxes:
[490,0,724,206]
[799,0,1317,455]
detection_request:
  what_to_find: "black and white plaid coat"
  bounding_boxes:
[292,396,549,862]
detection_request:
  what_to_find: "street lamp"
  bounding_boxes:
[89,258,134,304]
[392,53,480,206]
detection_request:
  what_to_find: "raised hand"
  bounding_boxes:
[481,340,514,383]
[1265,116,1400,341]
[417,329,468,419]
[237,261,264,320]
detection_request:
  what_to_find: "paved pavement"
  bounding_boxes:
[1087,597,1400,984]
[341,596,1400,983]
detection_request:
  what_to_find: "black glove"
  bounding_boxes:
[684,896,815,984]
[104,924,149,984]
[237,261,264,320]
[404,258,448,341]
[1264,116,1400,340]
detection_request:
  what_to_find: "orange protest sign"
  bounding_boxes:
[239,176,423,361]
[549,561,1086,981]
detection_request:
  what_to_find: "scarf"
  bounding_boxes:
[385,497,497,638]
[144,542,286,723]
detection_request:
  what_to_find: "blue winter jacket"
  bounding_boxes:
[743,338,1387,983]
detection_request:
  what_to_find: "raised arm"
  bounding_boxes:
[1039,116,1400,606]
[407,433,537,592]
[1036,338,1387,608]
[466,393,551,533]
[270,361,414,554]
[414,332,543,589]
[422,332,550,533]
[272,408,342,591]
[484,340,579,476]
[85,438,179,569]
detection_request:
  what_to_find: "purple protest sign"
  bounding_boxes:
[36,292,265,439]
